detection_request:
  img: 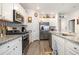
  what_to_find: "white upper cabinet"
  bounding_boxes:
[13,3,27,25]
[0,3,1,15]
[0,3,27,25]
[13,4,22,13]
[2,3,14,21]
[0,3,2,17]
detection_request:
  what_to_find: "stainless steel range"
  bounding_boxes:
[22,33,29,53]
[6,30,29,54]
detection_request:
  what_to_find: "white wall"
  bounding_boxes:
[71,10,79,33]
[66,10,79,33]
[61,18,67,32]
[60,14,70,33]
[26,9,39,42]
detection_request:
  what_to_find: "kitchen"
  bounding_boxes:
[0,3,79,55]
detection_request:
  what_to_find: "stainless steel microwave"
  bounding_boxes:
[13,10,24,23]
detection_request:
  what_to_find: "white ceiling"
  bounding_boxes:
[21,3,79,14]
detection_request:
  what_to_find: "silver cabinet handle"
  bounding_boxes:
[74,47,77,49]
[13,48,15,50]
[16,46,17,48]
[7,46,10,48]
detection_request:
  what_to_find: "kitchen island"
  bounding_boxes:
[50,31,79,55]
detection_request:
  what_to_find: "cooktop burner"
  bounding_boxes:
[6,30,29,35]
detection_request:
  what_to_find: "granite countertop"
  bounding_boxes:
[0,30,30,45]
[0,35,22,45]
[49,31,79,44]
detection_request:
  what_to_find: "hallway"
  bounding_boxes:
[24,40,53,55]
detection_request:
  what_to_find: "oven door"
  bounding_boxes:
[22,34,29,53]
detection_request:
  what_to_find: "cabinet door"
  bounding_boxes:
[11,37,22,55]
[73,43,79,54]
[52,35,58,54]
[57,38,64,55]
[64,39,72,55]
[2,3,13,21]
[0,37,22,55]
[0,40,15,55]
[5,45,22,55]
[64,39,79,55]
[3,45,17,55]
[15,37,22,55]
[54,36,64,55]
[0,3,1,16]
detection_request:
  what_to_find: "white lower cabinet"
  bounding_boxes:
[0,37,22,55]
[55,36,64,55]
[52,34,79,55]
[51,35,57,54]
[64,39,79,55]
[52,35,64,55]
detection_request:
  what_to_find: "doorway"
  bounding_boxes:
[69,19,75,33]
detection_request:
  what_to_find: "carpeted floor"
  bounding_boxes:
[24,40,53,55]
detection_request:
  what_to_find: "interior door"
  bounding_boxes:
[69,20,75,32]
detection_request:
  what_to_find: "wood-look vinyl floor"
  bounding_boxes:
[24,40,53,55]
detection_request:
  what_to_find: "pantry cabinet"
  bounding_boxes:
[0,37,22,55]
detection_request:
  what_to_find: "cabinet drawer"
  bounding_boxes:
[0,41,15,54]
[65,40,79,54]
[65,40,74,49]
[65,48,78,55]
[0,37,22,55]
[2,45,15,55]
[2,41,22,55]
[71,43,79,54]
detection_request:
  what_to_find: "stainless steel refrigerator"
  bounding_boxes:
[39,22,50,40]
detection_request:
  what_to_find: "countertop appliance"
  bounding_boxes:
[39,22,50,40]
